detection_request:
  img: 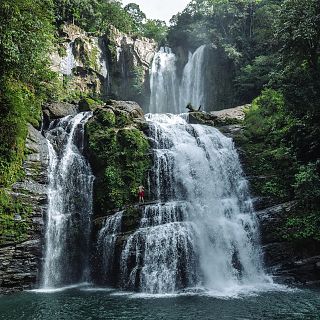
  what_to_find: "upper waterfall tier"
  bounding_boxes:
[42,112,94,288]
[149,46,207,114]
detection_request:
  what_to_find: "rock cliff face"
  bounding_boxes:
[0,125,49,294]
[51,24,157,107]
[257,202,320,285]
[107,26,157,107]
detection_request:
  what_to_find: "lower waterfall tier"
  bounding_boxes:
[94,113,273,294]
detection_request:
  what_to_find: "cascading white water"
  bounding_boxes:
[98,211,123,283]
[179,45,207,110]
[149,45,207,114]
[98,39,109,80]
[120,201,199,294]
[60,42,75,76]
[42,112,94,288]
[149,47,180,114]
[119,113,272,295]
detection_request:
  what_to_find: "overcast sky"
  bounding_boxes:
[121,0,191,24]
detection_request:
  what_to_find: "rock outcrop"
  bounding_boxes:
[211,105,248,122]
[43,102,79,121]
[85,100,150,216]
[0,125,49,294]
[51,24,157,107]
[107,26,157,106]
[257,202,320,285]
[85,100,151,287]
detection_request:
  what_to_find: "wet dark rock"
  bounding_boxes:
[256,201,320,285]
[218,124,244,139]
[0,125,49,294]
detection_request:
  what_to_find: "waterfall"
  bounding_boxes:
[60,42,75,76]
[149,47,180,114]
[117,113,271,295]
[98,38,110,97]
[179,45,207,110]
[98,211,123,283]
[42,112,94,288]
[149,45,207,114]
[98,38,109,80]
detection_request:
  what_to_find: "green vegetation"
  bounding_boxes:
[1,0,319,247]
[0,0,55,241]
[0,0,54,185]
[168,0,283,103]
[53,1,168,42]
[0,191,31,244]
[86,107,150,213]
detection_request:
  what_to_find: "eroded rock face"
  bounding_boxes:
[0,125,49,294]
[50,24,157,105]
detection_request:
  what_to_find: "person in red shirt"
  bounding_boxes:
[138,185,145,203]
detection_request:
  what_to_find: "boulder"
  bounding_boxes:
[211,105,248,122]
[188,112,217,126]
[44,102,79,120]
[105,100,144,120]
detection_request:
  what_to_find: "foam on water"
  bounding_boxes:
[116,113,276,295]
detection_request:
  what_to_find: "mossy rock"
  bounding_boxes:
[85,102,151,215]
[79,97,101,112]
[0,190,32,245]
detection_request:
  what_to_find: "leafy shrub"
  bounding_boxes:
[293,163,320,207]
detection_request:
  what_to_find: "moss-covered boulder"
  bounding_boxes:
[85,100,150,216]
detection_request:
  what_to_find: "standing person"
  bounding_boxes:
[138,185,145,203]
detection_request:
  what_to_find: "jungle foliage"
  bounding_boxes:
[0,0,55,242]
[1,0,320,243]
[53,0,168,42]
